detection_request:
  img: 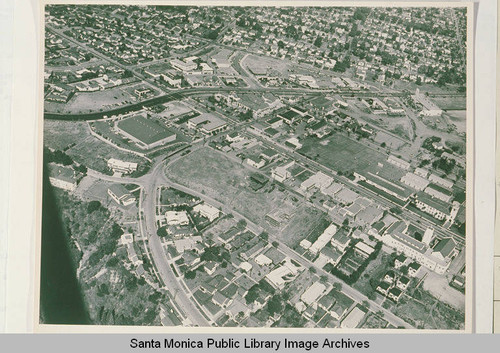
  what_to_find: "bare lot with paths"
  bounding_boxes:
[166,147,322,243]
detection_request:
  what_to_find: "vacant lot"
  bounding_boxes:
[166,147,321,242]
[299,134,386,174]
[387,288,464,330]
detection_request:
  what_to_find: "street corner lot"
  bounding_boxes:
[422,271,465,311]
[298,133,387,174]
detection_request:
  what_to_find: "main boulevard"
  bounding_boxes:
[87,142,415,328]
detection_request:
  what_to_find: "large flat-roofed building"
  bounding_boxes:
[400,172,429,191]
[48,164,80,192]
[187,113,228,135]
[424,183,453,202]
[300,171,333,192]
[107,158,138,174]
[170,58,197,72]
[116,115,176,150]
[271,160,295,183]
[414,191,450,220]
[356,172,413,201]
[387,155,411,170]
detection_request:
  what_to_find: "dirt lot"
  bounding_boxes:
[422,271,465,311]
[166,147,322,243]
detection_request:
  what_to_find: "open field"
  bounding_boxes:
[44,120,146,173]
[166,148,321,241]
[385,288,464,330]
[43,120,89,151]
[298,134,387,174]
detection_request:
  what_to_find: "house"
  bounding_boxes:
[161,71,183,88]
[414,192,450,220]
[239,261,253,273]
[394,254,408,269]
[246,156,266,169]
[331,230,350,253]
[432,238,457,262]
[204,261,219,275]
[108,184,136,206]
[376,281,391,296]
[388,287,403,302]
[267,116,283,129]
[400,172,429,191]
[193,203,220,222]
[396,276,410,291]
[383,271,396,284]
[212,291,231,308]
[284,137,302,149]
[226,131,242,143]
[165,211,190,226]
[408,262,422,277]
[255,254,273,266]
[387,155,410,170]
[330,303,348,321]
[318,292,337,312]
[317,247,343,267]
[187,113,228,135]
[170,58,197,72]
[300,172,333,192]
[301,282,327,306]
[259,148,279,162]
[424,183,453,203]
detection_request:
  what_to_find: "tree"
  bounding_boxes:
[87,200,102,213]
[259,231,269,241]
[313,36,322,48]
[266,295,282,316]
[272,241,279,248]
[157,226,168,237]
[185,270,196,279]
[236,219,247,230]
[106,257,119,267]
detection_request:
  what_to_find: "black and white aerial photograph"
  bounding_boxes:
[40,3,470,330]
